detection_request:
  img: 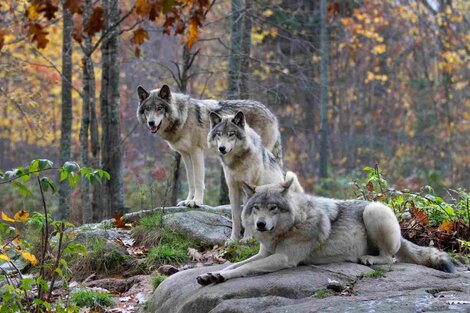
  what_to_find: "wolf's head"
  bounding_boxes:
[136,85,172,134]
[241,178,297,236]
[207,111,247,155]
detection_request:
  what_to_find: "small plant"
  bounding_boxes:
[314,289,329,299]
[0,159,108,312]
[151,273,168,290]
[222,239,260,262]
[362,268,386,278]
[71,290,113,309]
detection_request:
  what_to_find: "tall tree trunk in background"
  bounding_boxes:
[80,0,97,224]
[220,0,244,204]
[98,0,124,219]
[57,1,73,220]
[319,0,329,178]
[238,0,252,99]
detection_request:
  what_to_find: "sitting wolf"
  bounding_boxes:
[136,85,281,207]
[197,178,455,285]
[208,111,303,241]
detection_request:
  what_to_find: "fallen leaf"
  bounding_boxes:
[0,254,11,262]
[22,251,38,266]
[14,210,29,222]
[1,211,15,222]
[438,220,453,233]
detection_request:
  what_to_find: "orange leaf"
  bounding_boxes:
[84,5,104,37]
[64,0,84,15]
[438,220,453,233]
[112,213,126,228]
[187,19,199,49]
[14,210,29,222]
[131,27,149,45]
[22,251,38,266]
[366,181,374,192]
[0,28,7,50]
[135,0,151,16]
[1,211,15,222]
[28,23,49,49]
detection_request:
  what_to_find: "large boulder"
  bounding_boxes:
[163,211,232,246]
[149,263,470,313]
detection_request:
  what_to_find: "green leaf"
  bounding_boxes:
[64,242,87,255]
[60,170,68,182]
[36,276,49,291]
[40,177,57,194]
[38,159,53,170]
[55,267,64,278]
[12,181,33,197]
[20,278,35,291]
[62,161,80,173]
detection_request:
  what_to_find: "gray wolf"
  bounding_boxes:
[207,111,303,241]
[197,178,455,285]
[136,85,282,207]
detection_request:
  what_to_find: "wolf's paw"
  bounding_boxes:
[196,272,225,286]
[360,255,396,266]
[177,199,202,207]
[240,234,253,243]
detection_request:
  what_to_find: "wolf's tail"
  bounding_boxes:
[272,133,283,168]
[285,171,304,193]
[396,238,455,273]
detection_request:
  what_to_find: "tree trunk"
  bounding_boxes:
[98,0,124,220]
[239,0,252,99]
[319,0,329,179]
[219,0,244,204]
[57,1,73,220]
[80,0,96,224]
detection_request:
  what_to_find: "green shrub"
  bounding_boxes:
[71,290,113,309]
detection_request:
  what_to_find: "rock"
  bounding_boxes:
[157,265,179,276]
[74,228,121,243]
[326,278,344,292]
[163,211,231,246]
[149,263,470,313]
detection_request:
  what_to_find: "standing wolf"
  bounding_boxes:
[197,178,455,285]
[136,85,282,207]
[208,111,303,241]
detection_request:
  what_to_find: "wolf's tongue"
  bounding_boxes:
[150,126,158,133]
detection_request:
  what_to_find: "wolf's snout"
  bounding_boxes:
[219,146,226,154]
[148,121,156,127]
[256,221,267,231]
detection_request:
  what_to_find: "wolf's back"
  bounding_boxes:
[396,238,455,273]
[272,133,283,167]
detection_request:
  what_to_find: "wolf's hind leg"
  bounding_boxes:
[361,202,401,265]
[189,148,205,207]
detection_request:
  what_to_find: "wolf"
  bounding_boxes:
[207,111,303,241]
[136,85,282,207]
[197,178,455,285]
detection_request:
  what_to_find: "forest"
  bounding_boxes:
[0,0,469,312]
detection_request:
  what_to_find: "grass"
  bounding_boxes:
[69,238,127,279]
[133,212,199,269]
[71,290,113,309]
[314,289,330,299]
[222,239,260,263]
[151,274,168,290]
[361,268,390,278]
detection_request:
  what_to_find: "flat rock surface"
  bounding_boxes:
[150,263,470,313]
[163,211,232,246]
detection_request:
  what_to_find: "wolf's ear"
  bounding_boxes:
[158,85,171,101]
[209,112,222,126]
[232,111,245,128]
[242,182,256,198]
[137,86,150,103]
[281,177,294,195]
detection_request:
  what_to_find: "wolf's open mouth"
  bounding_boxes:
[150,121,162,133]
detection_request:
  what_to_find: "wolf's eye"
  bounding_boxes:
[215,132,222,137]
[228,132,235,137]
[144,107,150,111]
[269,205,278,211]
[156,106,163,111]
[252,205,259,211]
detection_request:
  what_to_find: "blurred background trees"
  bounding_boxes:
[0,0,468,223]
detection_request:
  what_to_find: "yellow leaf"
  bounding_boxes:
[22,252,38,266]
[187,19,199,49]
[1,212,15,222]
[263,9,274,17]
[14,210,29,222]
[439,220,453,233]
[27,4,41,20]
[0,254,11,262]
[371,44,386,55]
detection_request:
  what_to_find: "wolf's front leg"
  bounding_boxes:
[227,182,243,242]
[177,152,195,207]
[189,148,205,207]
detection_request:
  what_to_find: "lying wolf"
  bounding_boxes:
[208,111,303,241]
[197,178,455,285]
[136,85,282,207]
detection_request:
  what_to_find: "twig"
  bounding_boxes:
[37,175,49,301]
[0,168,59,185]
[47,222,65,301]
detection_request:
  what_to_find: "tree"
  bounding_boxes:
[97,0,125,219]
[319,0,329,179]
[57,1,73,220]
